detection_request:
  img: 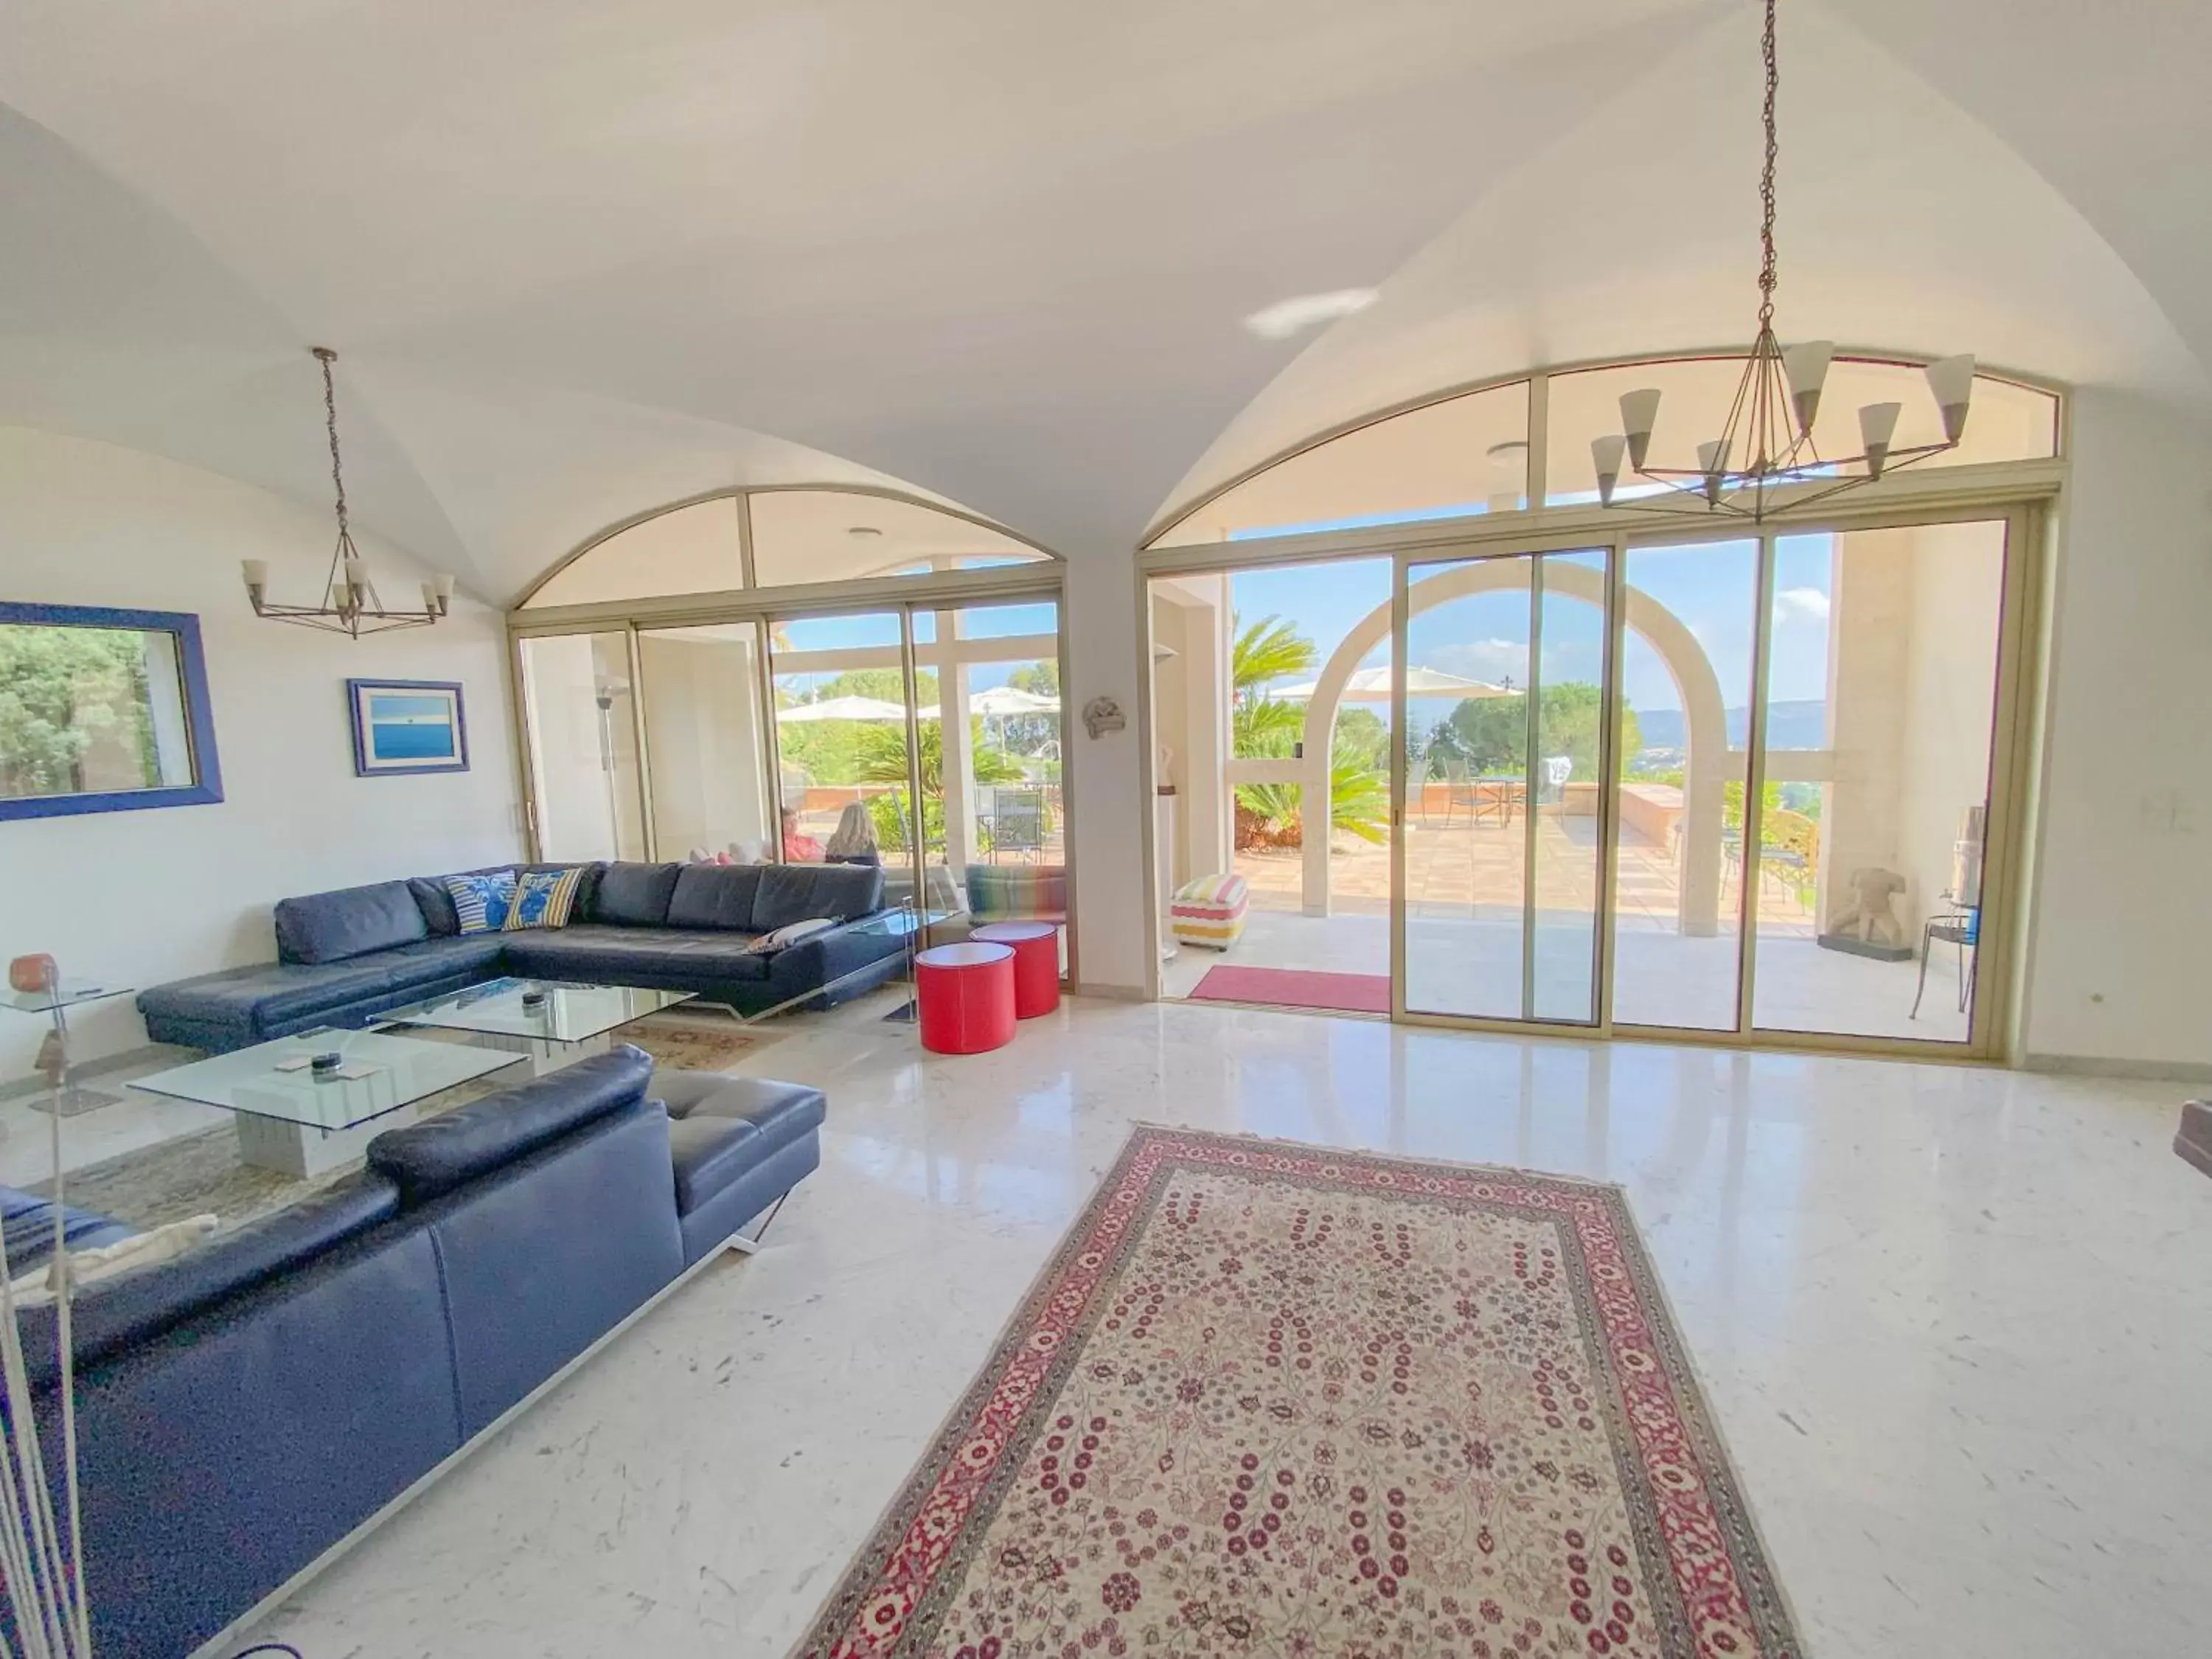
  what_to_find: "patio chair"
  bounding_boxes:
[987,787,1047,863]
[1912,889,1979,1018]
[1473,772,1523,828]
[1439,754,1481,828]
[1759,808,1818,896]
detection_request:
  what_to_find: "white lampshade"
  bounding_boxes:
[1781,340,1834,433]
[1618,388,1663,469]
[1924,354,1975,442]
[1697,439,1730,505]
[420,580,441,610]
[1590,434,1627,504]
[342,557,366,586]
[432,573,456,600]
[1859,401,1902,476]
[240,559,269,588]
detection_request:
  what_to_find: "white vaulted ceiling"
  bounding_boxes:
[1,1,2206,599]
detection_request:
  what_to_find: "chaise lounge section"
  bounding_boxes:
[9,1046,824,1659]
[138,859,908,1054]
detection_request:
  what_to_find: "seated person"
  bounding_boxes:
[824,801,881,866]
[781,806,826,863]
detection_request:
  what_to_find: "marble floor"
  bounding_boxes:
[177,994,2210,1658]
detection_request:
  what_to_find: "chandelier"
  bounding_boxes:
[241,347,453,636]
[1591,0,1974,521]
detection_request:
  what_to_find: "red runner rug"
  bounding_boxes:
[1186,964,1393,1015]
[791,1127,1801,1659]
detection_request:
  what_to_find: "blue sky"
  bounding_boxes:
[773,601,1060,696]
[1231,535,1835,726]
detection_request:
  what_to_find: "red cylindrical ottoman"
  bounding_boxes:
[971,922,1061,1018]
[915,942,1018,1054]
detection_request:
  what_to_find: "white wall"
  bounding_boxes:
[1063,544,1149,990]
[0,429,523,1075]
[2022,389,2212,1070]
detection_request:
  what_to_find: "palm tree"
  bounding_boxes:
[1225,613,1386,846]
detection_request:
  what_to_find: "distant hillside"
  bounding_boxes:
[1632,699,1827,754]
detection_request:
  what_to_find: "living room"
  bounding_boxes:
[3,4,2211,1658]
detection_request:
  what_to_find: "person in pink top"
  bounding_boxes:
[781,806,825,863]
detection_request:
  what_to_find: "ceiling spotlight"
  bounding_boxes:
[1485,440,1531,461]
[847,526,884,538]
[1242,288,1379,341]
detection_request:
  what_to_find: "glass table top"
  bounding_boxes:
[128,1028,524,1130]
[378,978,696,1043]
[0,978,135,1015]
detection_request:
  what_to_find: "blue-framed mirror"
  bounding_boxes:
[0,602,224,821]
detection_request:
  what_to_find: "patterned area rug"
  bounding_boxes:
[793,1127,1801,1659]
[34,1013,779,1232]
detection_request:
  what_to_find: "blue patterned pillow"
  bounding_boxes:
[443,870,517,934]
[504,867,584,932]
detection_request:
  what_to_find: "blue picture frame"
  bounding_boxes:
[0,602,225,821]
[347,678,470,777]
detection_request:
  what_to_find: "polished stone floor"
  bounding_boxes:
[203,993,2207,1659]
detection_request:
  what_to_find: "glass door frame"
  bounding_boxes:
[1388,533,1624,1032]
[506,571,1079,984]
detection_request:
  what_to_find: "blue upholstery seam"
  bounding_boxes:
[425,1229,467,1446]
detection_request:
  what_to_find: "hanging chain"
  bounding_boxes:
[315,346,350,538]
[1756,0,1779,328]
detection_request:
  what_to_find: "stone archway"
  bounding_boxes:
[1296,561,1728,935]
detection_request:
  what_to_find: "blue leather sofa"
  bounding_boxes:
[138,859,908,1054]
[7,1046,824,1659]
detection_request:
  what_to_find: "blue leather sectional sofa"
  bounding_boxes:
[138,859,907,1053]
[10,1046,824,1659]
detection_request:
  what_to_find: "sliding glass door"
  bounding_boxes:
[1368,508,2025,1054]
[1397,546,1615,1027]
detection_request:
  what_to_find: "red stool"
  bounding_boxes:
[972,922,1061,1018]
[915,942,1018,1054]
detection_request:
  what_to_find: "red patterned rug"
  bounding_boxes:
[1186,965,1394,1015]
[792,1127,1800,1659]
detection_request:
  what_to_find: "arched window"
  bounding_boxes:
[521,487,1054,609]
[1147,355,2059,548]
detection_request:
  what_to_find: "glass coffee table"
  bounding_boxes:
[128,1028,525,1178]
[376,978,697,1077]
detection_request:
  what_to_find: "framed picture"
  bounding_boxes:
[346,678,470,776]
[0,602,225,821]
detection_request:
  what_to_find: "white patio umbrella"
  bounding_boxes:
[1272,664,1517,702]
[774,694,911,723]
[969,685,1060,716]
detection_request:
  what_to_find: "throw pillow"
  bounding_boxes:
[9,1214,219,1307]
[504,866,585,931]
[445,869,518,933]
[742,916,838,955]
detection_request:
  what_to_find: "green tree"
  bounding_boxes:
[1006,659,1058,698]
[1426,684,1638,783]
[0,625,158,798]
[854,719,1024,851]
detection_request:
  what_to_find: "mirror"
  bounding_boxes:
[0,604,223,819]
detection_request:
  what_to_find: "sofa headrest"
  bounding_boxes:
[275,880,429,964]
[368,1046,655,1204]
[591,862,684,928]
[752,862,885,931]
[667,863,765,931]
[20,1172,400,1390]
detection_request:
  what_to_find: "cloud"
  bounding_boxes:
[1427,639,1529,684]
[1774,586,1830,623]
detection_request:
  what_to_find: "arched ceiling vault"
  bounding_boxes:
[0,1,2204,602]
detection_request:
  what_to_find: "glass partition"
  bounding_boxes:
[1608,538,1760,1032]
[518,632,647,861]
[1750,519,2008,1044]
[749,490,1046,589]
[1149,381,1529,547]
[527,498,744,610]
[636,622,776,863]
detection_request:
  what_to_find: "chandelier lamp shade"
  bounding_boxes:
[242,347,456,636]
[1590,0,1975,523]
